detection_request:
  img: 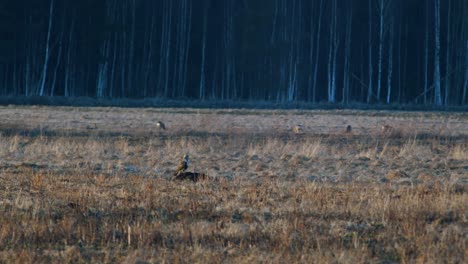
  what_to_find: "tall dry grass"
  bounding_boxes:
[0,107,466,263]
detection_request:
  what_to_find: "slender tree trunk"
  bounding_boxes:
[39,0,54,96]
[175,0,186,97]
[287,1,296,101]
[143,5,156,97]
[108,32,117,97]
[377,0,385,102]
[270,0,278,45]
[342,8,352,104]
[327,0,338,103]
[312,0,323,103]
[24,15,32,96]
[182,0,192,97]
[463,41,468,104]
[423,1,429,104]
[327,4,334,102]
[444,0,451,106]
[164,0,173,97]
[64,14,74,97]
[96,40,108,97]
[307,3,315,101]
[97,1,114,98]
[367,0,373,103]
[51,28,63,96]
[386,20,394,104]
[127,0,136,96]
[434,0,442,106]
[462,2,468,105]
[199,2,208,99]
[401,21,409,103]
[119,5,127,97]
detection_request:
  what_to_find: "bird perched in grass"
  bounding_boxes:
[156,121,166,130]
[292,124,303,134]
[346,125,352,133]
[381,124,393,133]
[174,154,189,176]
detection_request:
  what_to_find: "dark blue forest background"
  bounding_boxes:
[0,0,466,106]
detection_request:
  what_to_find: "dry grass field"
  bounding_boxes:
[0,105,466,263]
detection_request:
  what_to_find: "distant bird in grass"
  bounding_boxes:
[156,121,166,130]
[381,124,393,133]
[346,125,352,133]
[173,154,189,177]
[292,124,303,134]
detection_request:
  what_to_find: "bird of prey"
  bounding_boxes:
[346,125,352,133]
[156,121,166,130]
[381,124,393,133]
[292,125,303,134]
[174,154,189,176]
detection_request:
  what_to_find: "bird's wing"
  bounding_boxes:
[174,159,187,173]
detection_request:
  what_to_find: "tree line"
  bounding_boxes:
[0,0,466,106]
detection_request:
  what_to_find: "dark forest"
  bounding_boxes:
[0,0,466,106]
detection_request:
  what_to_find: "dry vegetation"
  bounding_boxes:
[0,105,466,263]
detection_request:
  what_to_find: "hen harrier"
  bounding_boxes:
[156,121,166,130]
[174,154,189,176]
[346,125,352,133]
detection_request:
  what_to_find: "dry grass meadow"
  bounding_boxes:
[0,105,466,263]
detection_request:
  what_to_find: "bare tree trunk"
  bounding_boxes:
[270,0,278,45]
[223,0,236,100]
[97,0,113,98]
[96,42,108,97]
[328,0,338,103]
[109,34,118,98]
[39,0,54,96]
[327,3,333,102]
[119,5,127,97]
[156,0,170,96]
[312,0,323,103]
[386,20,394,104]
[64,12,75,97]
[367,0,373,103]
[434,0,442,106]
[423,1,429,104]
[175,0,187,97]
[463,41,468,104]
[462,2,468,105]
[400,22,409,103]
[287,0,296,102]
[143,5,156,97]
[182,0,192,97]
[24,14,32,96]
[164,0,173,97]
[376,0,385,102]
[127,0,136,96]
[444,0,451,106]
[51,26,64,96]
[342,8,352,104]
[199,2,208,99]
[307,3,315,101]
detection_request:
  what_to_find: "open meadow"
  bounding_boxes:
[0,105,467,263]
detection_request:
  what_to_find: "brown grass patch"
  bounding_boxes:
[0,106,466,263]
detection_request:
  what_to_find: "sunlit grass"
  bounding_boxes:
[0,106,466,263]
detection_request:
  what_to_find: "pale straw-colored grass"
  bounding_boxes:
[0,106,465,263]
